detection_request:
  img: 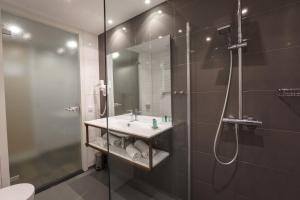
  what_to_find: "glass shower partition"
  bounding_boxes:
[104,1,190,199]
[2,11,82,190]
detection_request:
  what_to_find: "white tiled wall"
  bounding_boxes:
[80,32,101,169]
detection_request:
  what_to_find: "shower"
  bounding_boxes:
[213,0,262,165]
[213,24,238,165]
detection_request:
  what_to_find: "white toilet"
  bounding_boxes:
[0,183,35,200]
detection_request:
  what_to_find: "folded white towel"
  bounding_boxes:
[96,136,107,148]
[103,133,121,147]
[134,140,157,159]
[126,144,142,161]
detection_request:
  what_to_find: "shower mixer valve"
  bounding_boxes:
[228,41,247,50]
[222,116,262,128]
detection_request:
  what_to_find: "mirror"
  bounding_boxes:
[107,35,171,118]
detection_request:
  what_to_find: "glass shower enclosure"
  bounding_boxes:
[2,11,82,190]
[103,0,190,199]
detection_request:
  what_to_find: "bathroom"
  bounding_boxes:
[0,0,300,199]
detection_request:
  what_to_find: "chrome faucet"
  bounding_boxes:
[127,109,141,122]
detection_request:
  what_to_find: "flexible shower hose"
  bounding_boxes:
[100,102,107,117]
[213,50,239,165]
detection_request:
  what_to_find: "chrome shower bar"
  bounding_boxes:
[237,0,243,120]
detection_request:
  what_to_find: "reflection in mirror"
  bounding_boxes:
[107,35,171,119]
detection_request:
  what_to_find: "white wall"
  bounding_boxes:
[0,11,10,187]
[79,32,100,170]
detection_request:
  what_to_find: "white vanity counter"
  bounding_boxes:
[84,114,172,139]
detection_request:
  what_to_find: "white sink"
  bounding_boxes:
[85,114,172,139]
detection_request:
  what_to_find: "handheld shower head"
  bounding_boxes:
[217,24,231,35]
[217,24,232,45]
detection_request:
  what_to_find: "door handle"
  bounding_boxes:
[64,106,80,112]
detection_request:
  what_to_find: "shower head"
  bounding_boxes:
[217,24,232,45]
[217,24,231,35]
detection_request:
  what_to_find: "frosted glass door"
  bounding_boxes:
[2,11,82,189]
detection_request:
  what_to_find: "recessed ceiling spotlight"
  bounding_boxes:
[112,52,120,59]
[242,8,248,16]
[108,19,113,25]
[206,37,212,42]
[56,48,65,54]
[144,0,151,5]
[122,27,127,31]
[157,10,163,14]
[66,40,78,49]
[178,29,183,33]
[158,35,163,39]
[7,24,23,35]
[22,33,32,40]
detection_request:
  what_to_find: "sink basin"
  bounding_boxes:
[85,114,172,139]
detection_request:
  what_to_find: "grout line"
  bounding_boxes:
[191,150,291,174]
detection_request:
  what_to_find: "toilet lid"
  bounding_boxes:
[0,183,35,199]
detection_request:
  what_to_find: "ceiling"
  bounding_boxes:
[0,0,166,34]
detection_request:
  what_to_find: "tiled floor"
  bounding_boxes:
[35,169,176,200]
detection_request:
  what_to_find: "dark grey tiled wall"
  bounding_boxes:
[99,0,300,199]
[170,0,300,199]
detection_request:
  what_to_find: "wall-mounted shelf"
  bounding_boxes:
[84,115,172,171]
[276,88,300,97]
[88,142,170,170]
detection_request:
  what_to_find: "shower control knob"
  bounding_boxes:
[179,91,184,94]
[173,91,177,95]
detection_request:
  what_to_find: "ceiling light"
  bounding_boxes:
[144,0,151,5]
[206,37,212,42]
[22,33,32,40]
[157,10,163,14]
[158,35,163,39]
[57,48,65,54]
[108,19,113,25]
[242,8,248,16]
[178,29,183,33]
[66,40,78,49]
[122,27,127,31]
[112,52,120,59]
[7,24,23,35]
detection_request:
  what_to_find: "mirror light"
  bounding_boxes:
[206,37,212,42]
[7,24,23,35]
[112,52,120,59]
[66,40,78,49]
[23,33,32,40]
[108,19,113,25]
[242,8,248,15]
[57,48,65,54]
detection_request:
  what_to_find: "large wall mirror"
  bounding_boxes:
[107,35,171,119]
